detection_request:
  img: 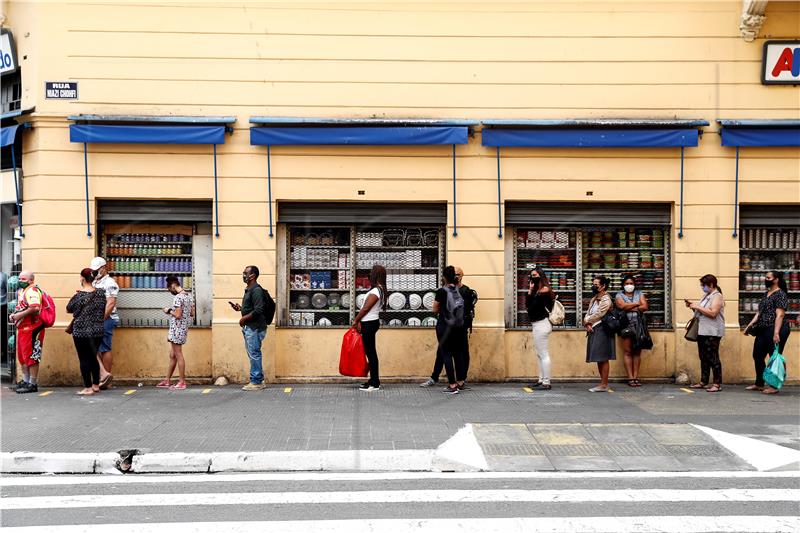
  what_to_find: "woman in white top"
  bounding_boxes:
[685,274,725,392]
[353,264,387,391]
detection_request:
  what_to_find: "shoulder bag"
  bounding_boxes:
[546,294,565,326]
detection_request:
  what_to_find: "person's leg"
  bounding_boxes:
[462,332,470,382]
[632,352,642,381]
[455,329,468,384]
[166,344,178,381]
[17,328,31,383]
[709,336,722,385]
[698,336,711,385]
[621,337,634,380]
[430,324,445,382]
[777,324,790,353]
[532,319,552,385]
[752,331,770,387]
[174,343,186,384]
[361,321,380,387]
[597,361,609,387]
[99,318,116,374]
[243,327,265,385]
[89,337,102,390]
[74,337,93,388]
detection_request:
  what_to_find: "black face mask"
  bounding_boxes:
[243,274,250,283]
[765,279,775,288]
[91,270,100,278]
[531,277,540,285]
[591,285,600,295]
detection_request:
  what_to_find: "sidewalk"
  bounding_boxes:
[2,383,798,473]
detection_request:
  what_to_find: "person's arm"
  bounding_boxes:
[637,293,649,313]
[10,304,38,324]
[352,293,379,331]
[584,295,611,325]
[239,289,264,326]
[691,293,722,319]
[774,308,785,343]
[66,292,82,314]
[172,297,184,320]
[615,294,637,312]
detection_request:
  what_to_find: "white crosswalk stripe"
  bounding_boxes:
[1,472,798,532]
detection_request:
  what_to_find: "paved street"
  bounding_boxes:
[2,471,799,531]
[2,383,798,455]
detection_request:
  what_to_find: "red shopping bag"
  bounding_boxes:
[339,327,368,377]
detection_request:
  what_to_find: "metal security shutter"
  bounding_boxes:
[505,202,671,226]
[739,205,799,227]
[278,202,447,226]
[98,200,213,222]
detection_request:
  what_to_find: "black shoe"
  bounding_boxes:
[443,386,460,395]
[16,383,37,394]
[12,380,26,390]
[457,383,470,391]
[529,382,543,388]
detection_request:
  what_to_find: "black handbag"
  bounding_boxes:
[602,307,629,335]
[635,313,654,350]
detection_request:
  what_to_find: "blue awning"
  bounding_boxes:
[70,124,227,145]
[482,128,699,148]
[1,124,19,147]
[250,126,469,146]
[720,128,800,147]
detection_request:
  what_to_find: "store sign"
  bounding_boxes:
[0,30,18,75]
[45,81,78,99]
[762,41,800,85]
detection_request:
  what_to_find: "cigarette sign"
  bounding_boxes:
[762,41,800,85]
[45,81,79,99]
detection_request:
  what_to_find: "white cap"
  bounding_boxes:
[89,257,107,270]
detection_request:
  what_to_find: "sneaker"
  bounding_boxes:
[170,382,187,390]
[457,383,471,391]
[443,386,460,395]
[419,378,436,387]
[359,383,380,391]
[242,382,266,391]
[12,380,27,390]
[16,383,37,394]
[588,386,609,393]
[529,382,544,388]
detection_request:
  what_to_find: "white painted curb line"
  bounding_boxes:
[209,450,433,472]
[692,424,800,472]
[0,452,119,474]
[132,453,212,473]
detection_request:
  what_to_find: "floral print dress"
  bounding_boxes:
[168,291,193,345]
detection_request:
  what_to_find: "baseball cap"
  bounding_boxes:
[89,257,107,270]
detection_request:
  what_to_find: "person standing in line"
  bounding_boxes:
[229,265,268,391]
[744,270,790,394]
[615,275,649,387]
[1,271,7,368]
[353,264,386,391]
[157,275,194,390]
[9,271,45,394]
[526,265,555,391]
[420,266,476,389]
[685,274,725,393]
[433,266,467,395]
[90,257,119,390]
[66,268,106,395]
[584,275,615,393]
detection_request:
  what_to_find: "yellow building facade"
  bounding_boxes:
[1,1,798,386]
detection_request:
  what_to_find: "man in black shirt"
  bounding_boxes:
[229,265,267,391]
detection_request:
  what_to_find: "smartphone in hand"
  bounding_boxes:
[228,301,240,311]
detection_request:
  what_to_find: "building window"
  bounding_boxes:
[512,227,671,330]
[738,227,800,330]
[284,225,444,328]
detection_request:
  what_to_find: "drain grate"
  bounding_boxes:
[665,444,733,457]
[482,443,544,456]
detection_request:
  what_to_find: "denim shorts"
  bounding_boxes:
[99,318,119,353]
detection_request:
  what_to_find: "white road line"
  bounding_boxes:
[2,516,799,533]
[1,470,798,487]
[2,489,797,510]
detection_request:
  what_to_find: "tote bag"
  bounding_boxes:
[339,327,368,377]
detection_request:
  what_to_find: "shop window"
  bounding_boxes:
[512,227,671,330]
[284,225,444,328]
[739,228,800,330]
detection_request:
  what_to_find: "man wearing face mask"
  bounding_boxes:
[9,271,45,393]
[90,257,119,389]
[229,265,268,391]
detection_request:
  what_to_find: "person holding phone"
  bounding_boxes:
[685,274,725,393]
[230,265,268,391]
[352,264,386,391]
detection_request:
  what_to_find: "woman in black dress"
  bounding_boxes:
[744,270,790,394]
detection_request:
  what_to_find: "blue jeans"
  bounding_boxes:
[99,318,119,353]
[242,326,267,384]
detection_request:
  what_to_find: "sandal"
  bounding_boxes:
[156,380,172,388]
[762,387,779,395]
[627,380,638,387]
[706,384,722,393]
[170,382,187,390]
[745,385,764,391]
[689,383,707,389]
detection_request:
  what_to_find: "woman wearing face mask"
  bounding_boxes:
[66,268,107,395]
[685,274,725,392]
[525,265,555,390]
[744,271,790,394]
[157,275,194,390]
[584,275,615,392]
[615,275,649,387]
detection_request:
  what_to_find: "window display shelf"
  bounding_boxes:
[109,254,193,258]
[582,247,662,251]
[741,269,800,273]
[741,248,800,252]
[290,309,350,313]
[583,268,663,272]
[290,288,349,292]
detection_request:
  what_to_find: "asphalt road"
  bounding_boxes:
[2,471,798,531]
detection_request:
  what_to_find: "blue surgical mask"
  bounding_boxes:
[701,285,710,294]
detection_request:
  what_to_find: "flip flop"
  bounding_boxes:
[689,383,707,389]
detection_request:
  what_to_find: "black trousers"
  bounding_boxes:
[73,336,102,387]
[696,335,722,385]
[361,320,381,387]
[753,324,790,387]
[440,327,467,385]
[431,326,470,382]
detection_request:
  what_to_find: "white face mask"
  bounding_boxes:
[624,284,635,293]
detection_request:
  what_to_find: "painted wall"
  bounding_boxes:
[3,1,798,385]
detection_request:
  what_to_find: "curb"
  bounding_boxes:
[1,452,120,474]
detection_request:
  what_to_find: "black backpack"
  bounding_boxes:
[602,307,629,335]
[262,287,276,326]
[461,286,478,332]
[442,286,465,328]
